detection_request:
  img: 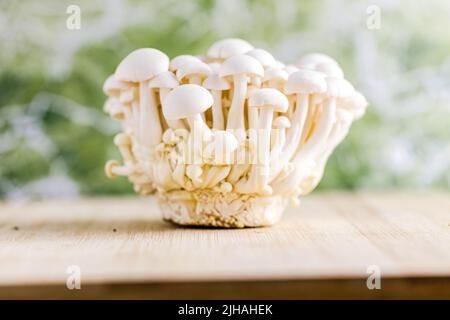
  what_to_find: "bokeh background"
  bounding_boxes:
[1,0,449,200]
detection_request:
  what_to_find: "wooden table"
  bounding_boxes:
[0,191,449,299]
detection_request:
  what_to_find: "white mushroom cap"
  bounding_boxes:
[284,69,327,95]
[170,55,204,72]
[325,76,354,98]
[115,48,169,82]
[263,67,288,83]
[219,54,264,78]
[103,75,128,95]
[248,88,289,112]
[162,84,213,120]
[211,130,238,153]
[203,74,230,91]
[296,53,343,78]
[148,71,179,89]
[272,60,286,69]
[297,53,339,67]
[207,38,254,60]
[284,65,299,75]
[273,116,291,129]
[246,48,276,68]
[338,91,368,119]
[176,60,212,82]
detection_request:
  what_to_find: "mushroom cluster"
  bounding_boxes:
[104,38,367,228]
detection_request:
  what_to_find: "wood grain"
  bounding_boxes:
[0,191,449,299]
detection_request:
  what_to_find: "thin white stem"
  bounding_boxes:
[211,90,224,130]
[139,81,162,147]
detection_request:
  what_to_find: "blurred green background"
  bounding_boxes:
[1,0,449,200]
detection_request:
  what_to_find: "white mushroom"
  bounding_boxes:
[219,54,264,141]
[207,38,254,62]
[203,74,230,130]
[246,48,276,87]
[246,48,276,68]
[169,55,203,72]
[337,91,368,119]
[263,67,288,90]
[148,71,185,129]
[269,69,326,182]
[236,88,288,194]
[162,84,214,160]
[115,48,169,148]
[296,53,344,78]
[270,116,291,161]
[176,60,212,85]
[297,76,354,160]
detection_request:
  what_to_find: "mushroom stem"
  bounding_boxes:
[293,97,336,162]
[186,114,211,139]
[211,90,225,130]
[159,88,186,129]
[139,82,162,147]
[270,128,286,162]
[227,75,247,141]
[269,94,309,181]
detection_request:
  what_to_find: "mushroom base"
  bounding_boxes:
[157,190,289,228]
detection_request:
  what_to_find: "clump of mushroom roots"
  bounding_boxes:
[104,38,367,205]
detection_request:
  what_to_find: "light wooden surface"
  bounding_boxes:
[0,191,449,299]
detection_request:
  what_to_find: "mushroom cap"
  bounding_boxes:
[169,55,203,72]
[207,38,254,60]
[246,48,276,68]
[148,71,179,89]
[248,88,288,112]
[103,75,128,95]
[219,54,264,78]
[176,60,212,82]
[212,130,238,153]
[284,65,299,75]
[273,116,291,129]
[296,53,343,78]
[203,74,230,91]
[285,69,327,95]
[326,76,354,98]
[297,53,338,66]
[115,48,169,82]
[338,91,368,119]
[162,84,213,120]
[272,60,286,69]
[263,67,288,83]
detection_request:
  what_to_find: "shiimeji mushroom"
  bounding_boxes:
[270,116,291,161]
[203,74,230,130]
[148,71,185,129]
[169,55,203,72]
[176,60,212,85]
[219,54,264,141]
[115,48,169,148]
[236,88,288,194]
[269,69,326,182]
[207,38,254,62]
[104,38,368,228]
[296,53,344,78]
[162,84,213,142]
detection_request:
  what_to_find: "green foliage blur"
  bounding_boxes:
[1,0,449,199]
